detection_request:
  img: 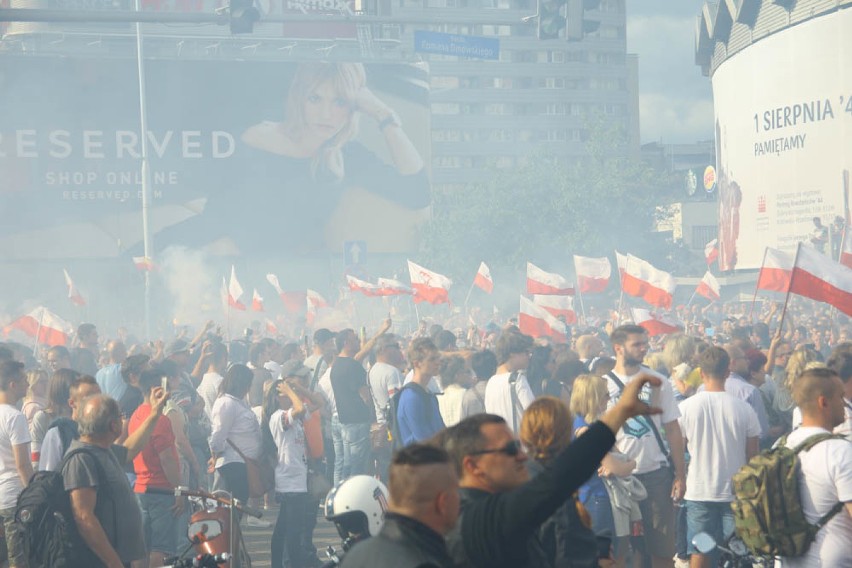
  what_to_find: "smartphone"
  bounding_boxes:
[161,376,169,392]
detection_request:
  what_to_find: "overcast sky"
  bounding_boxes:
[626,0,714,144]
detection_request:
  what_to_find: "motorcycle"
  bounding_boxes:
[691,531,769,568]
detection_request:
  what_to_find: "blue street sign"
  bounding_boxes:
[413,30,500,61]
[344,240,367,266]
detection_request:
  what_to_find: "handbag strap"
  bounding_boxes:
[605,371,671,464]
[226,439,250,461]
[508,371,521,433]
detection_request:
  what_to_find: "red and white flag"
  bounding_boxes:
[346,275,385,297]
[789,244,852,316]
[621,255,676,309]
[306,289,329,308]
[696,271,721,301]
[408,260,452,305]
[473,262,494,294]
[704,239,719,266]
[266,273,305,313]
[3,306,73,346]
[132,256,158,272]
[526,263,574,296]
[251,289,264,312]
[615,251,628,276]
[533,294,577,324]
[265,319,279,335]
[228,266,246,310]
[63,269,86,306]
[519,296,568,342]
[756,247,793,293]
[840,233,852,269]
[573,255,611,294]
[631,308,682,337]
[377,278,414,296]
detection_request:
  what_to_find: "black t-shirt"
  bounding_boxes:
[330,357,373,425]
[118,386,144,420]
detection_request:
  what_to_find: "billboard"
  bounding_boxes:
[711,9,852,271]
[0,57,431,260]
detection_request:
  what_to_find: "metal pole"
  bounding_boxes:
[135,0,153,340]
[748,247,769,320]
[776,243,802,336]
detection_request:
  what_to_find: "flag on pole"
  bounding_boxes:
[615,251,628,276]
[228,266,246,310]
[251,289,264,312]
[408,260,452,304]
[789,244,852,316]
[132,256,158,272]
[63,269,86,306]
[573,255,611,294]
[526,263,574,295]
[377,278,415,296]
[346,275,385,297]
[841,233,852,269]
[265,319,279,335]
[473,262,494,293]
[631,308,683,337]
[704,239,719,266]
[519,296,568,342]
[265,274,305,312]
[756,247,794,293]
[621,255,676,309]
[3,306,73,346]
[306,289,329,308]
[532,295,577,324]
[696,271,721,301]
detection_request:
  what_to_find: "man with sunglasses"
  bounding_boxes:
[442,372,664,568]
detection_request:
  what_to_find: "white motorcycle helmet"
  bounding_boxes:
[324,475,389,546]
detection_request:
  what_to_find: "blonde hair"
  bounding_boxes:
[520,396,572,463]
[784,347,822,393]
[570,374,609,424]
[284,62,365,180]
[662,334,695,372]
[26,369,48,398]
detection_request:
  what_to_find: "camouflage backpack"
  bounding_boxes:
[732,432,844,557]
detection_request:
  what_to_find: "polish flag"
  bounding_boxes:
[251,289,264,312]
[377,278,414,296]
[526,263,574,295]
[519,296,568,342]
[306,289,329,308]
[573,255,611,294]
[228,266,246,310]
[631,308,682,337]
[132,256,158,272]
[473,262,494,294]
[756,247,793,293]
[696,271,721,301]
[615,251,628,277]
[704,239,719,266]
[621,255,676,309]
[63,269,86,306]
[408,260,452,305]
[3,306,73,346]
[266,274,305,313]
[789,244,852,316]
[265,319,279,335]
[533,294,577,324]
[840,233,852,269]
[346,275,385,297]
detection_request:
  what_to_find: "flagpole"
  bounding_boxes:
[685,289,697,309]
[776,243,802,335]
[576,283,587,326]
[463,281,476,311]
[32,309,45,357]
[748,247,769,320]
[135,0,153,340]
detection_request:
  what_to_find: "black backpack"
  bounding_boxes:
[14,447,110,568]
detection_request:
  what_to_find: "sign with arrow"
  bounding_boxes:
[344,240,367,267]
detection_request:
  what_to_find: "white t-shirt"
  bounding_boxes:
[197,372,224,422]
[605,369,681,475]
[679,391,761,502]
[270,408,308,494]
[37,427,64,472]
[0,404,31,509]
[484,372,535,434]
[403,370,442,394]
[778,426,852,568]
[317,369,337,417]
[209,394,262,467]
[438,383,467,428]
[368,362,402,426]
[791,400,852,441]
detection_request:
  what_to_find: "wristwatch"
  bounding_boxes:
[378,111,401,131]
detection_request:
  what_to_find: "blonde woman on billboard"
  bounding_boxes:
[240,62,430,253]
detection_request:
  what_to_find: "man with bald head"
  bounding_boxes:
[340,444,458,568]
[63,394,147,567]
[719,344,768,439]
[95,340,128,402]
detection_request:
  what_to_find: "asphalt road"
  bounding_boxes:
[240,504,343,568]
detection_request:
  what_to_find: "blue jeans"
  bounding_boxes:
[686,500,734,563]
[332,416,345,486]
[340,422,370,482]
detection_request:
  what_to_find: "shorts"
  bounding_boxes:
[685,500,734,557]
[0,506,26,567]
[137,492,177,555]
[634,467,675,558]
[580,493,618,551]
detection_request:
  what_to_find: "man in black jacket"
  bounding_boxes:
[340,444,458,568]
[443,373,662,568]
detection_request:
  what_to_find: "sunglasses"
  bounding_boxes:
[468,439,522,458]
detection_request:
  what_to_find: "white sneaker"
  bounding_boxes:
[245,516,272,528]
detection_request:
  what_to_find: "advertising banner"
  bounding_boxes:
[711,9,852,270]
[0,57,431,260]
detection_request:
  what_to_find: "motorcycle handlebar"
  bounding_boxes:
[145,487,263,518]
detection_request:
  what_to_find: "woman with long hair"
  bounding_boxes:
[520,396,601,568]
[29,368,79,468]
[209,364,262,503]
[22,369,49,426]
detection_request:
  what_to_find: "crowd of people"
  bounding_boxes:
[0,296,849,568]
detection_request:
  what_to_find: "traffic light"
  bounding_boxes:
[537,0,567,40]
[230,0,259,34]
